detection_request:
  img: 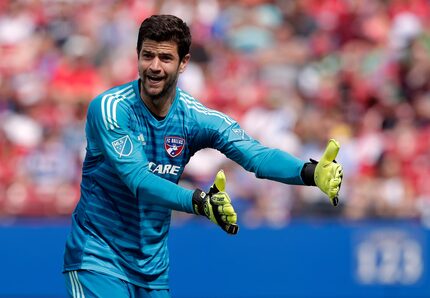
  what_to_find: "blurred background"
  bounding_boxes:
[0,0,430,297]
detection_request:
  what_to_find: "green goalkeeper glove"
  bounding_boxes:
[192,170,239,235]
[301,139,343,206]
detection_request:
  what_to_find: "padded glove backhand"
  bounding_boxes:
[192,170,239,235]
[314,139,343,206]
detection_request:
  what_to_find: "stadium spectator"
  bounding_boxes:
[0,0,429,227]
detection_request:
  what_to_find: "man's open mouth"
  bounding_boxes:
[147,75,163,83]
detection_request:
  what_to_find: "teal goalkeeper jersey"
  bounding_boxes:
[63,80,306,288]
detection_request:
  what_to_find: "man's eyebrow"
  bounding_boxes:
[141,49,174,56]
[159,52,174,58]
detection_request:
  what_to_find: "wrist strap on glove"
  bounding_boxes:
[192,189,207,216]
[301,159,317,186]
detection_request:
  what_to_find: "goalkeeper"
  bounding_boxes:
[63,14,343,298]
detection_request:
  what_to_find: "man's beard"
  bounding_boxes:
[141,73,178,101]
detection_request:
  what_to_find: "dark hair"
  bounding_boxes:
[136,15,191,61]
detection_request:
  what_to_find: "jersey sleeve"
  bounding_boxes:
[195,111,306,185]
[86,97,194,213]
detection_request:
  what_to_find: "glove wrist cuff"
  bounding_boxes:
[301,160,317,186]
[192,189,207,215]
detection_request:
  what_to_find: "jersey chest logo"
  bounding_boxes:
[164,136,185,158]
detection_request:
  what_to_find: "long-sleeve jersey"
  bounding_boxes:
[63,79,306,289]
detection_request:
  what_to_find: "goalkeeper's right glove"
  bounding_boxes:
[301,139,343,206]
[192,170,239,235]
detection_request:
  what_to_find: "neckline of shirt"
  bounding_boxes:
[133,79,180,124]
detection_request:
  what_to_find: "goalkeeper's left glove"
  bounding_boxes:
[192,170,239,235]
[301,139,344,206]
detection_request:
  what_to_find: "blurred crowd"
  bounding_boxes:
[1,0,430,227]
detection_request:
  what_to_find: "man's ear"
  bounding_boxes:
[179,54,191,73]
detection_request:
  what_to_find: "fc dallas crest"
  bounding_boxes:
[164,136,185,158]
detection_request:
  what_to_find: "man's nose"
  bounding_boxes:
[149,57,161,72]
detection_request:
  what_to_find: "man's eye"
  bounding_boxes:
[160,56,173,61]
